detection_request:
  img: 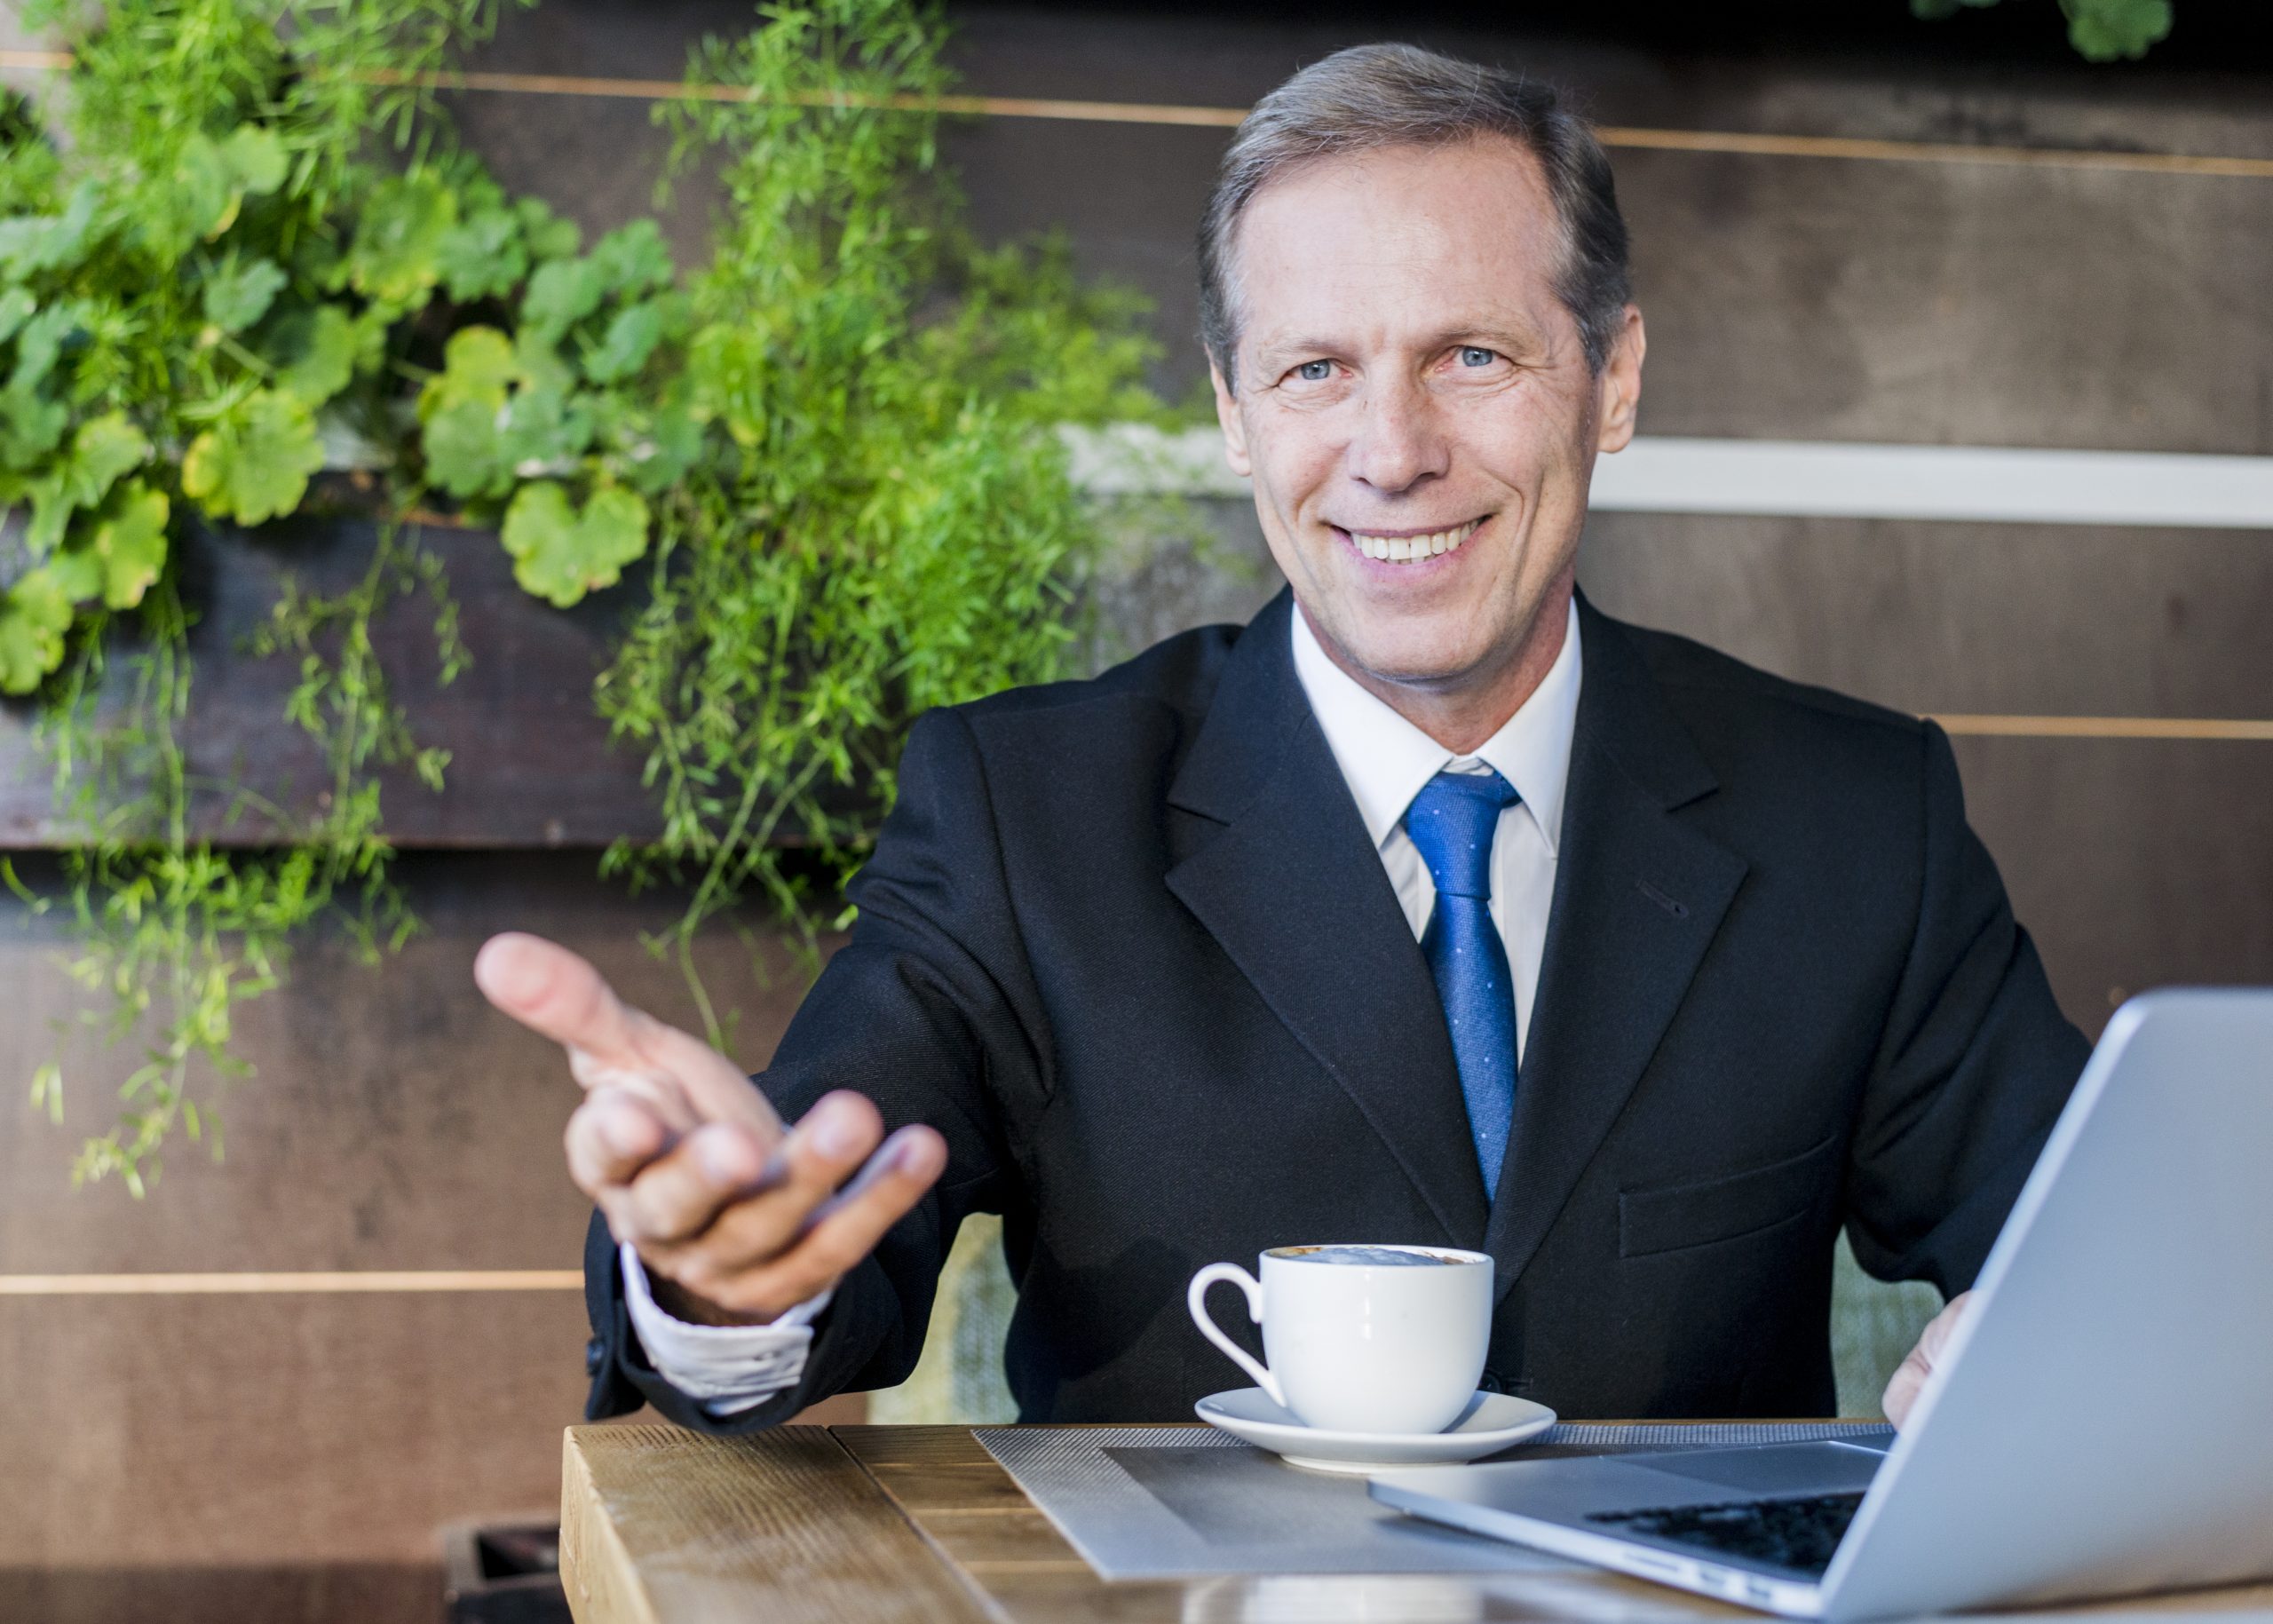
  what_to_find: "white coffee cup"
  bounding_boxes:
[1185,1243,1493,1435]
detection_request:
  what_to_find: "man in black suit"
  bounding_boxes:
[477,44,2087,1433]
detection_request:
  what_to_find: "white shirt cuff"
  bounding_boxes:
[619,1242,833,1417]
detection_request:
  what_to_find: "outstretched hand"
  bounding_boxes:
[474,931,946,1325]
[1881,1289,1974,1430]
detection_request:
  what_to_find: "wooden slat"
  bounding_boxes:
[559,1423,994,1624]
[12,49,2273,178]
[0,1270,581,1294]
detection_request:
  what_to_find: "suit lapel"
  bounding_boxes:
[1484,598,1749,1300]
[1166,592,1491,1249]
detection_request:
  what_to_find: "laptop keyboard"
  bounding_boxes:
[1585,1491,1865,1576]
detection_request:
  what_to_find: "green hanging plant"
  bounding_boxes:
[1,0,1185,1189]
[1911,0,2174,62]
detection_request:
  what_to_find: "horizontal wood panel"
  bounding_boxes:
[0,1291,594,1566]
[1577,513,2273,718]
[446,4,2273,441]
[0,853,813,1273]
[0,516,661,848]
[1956,737,2273,1041]
[0,1565,441,1624]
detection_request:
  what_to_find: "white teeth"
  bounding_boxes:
[1346,519,1481,565]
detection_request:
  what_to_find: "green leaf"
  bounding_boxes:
[418,325,519,418]
[517,197,581,262]
[495,378,596,475]
[500,482,650,607]
[521,257,606,343]
[265,305,364,406]
[218,125,289,196]
[345,171,458,307]
[685,322,771,446]
[581,296,683,384]
[51,479,170,609]
[436,206,529,303]
[4,302,74,395]
[0,288,33,345]
[614,393,707,496]
[0,387,67,468]
[27,410,152,554]
[419,394,512,500]
[2065,0,2172,59]
[0,566,74,694]
[0,180,101,276]
[202,254,289,333]
[588,218,675,298]
[165,131,238,245]
[181,390,327,525]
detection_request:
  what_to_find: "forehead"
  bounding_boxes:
[1232,138,1566,350]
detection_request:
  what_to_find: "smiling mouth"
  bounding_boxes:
[1338,518,1485,564]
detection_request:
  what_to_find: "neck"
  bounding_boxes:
[1303,574,1575,755]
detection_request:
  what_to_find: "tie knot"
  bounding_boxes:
[1403,767,1520,900]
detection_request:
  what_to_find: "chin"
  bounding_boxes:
[1336,622,1495,689]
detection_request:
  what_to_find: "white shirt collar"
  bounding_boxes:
[1289,596,1583,859]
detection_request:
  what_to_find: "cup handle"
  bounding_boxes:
[1186,1262,1286,1408]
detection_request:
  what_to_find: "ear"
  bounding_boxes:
[1594,305,1646,455]
[1209,360,1252,478]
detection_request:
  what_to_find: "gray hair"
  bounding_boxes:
[1197,44,1631,392]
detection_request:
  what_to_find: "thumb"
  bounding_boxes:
[1882,1290,1974,1430]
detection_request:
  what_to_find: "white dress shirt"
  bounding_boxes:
[624,596,1585,1414]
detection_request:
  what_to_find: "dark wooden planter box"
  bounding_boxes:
[0,512,662,849]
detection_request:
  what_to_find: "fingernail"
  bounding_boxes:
[891,1134,934,1175]
[813,1105,865,1159]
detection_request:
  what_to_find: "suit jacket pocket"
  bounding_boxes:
[1619,1131,1841,1258]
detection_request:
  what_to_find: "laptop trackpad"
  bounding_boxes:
[1632,1441,1888,1496]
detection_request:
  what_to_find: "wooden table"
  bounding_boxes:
[558,1423,2273,1623]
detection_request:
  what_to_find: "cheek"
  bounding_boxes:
[1246,424,1338,524]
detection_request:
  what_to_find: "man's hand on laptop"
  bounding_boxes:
[474,931,948,1326]
[1881,1289,1975,1430]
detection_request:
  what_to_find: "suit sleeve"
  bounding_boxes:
[582,706,1045,1431]
[1841,720,2092,1296]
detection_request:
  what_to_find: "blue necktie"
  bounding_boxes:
[1403,768,1522,1198]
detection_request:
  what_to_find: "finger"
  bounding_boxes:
[1882,1345,1932,1430]
[681,1092,890,1272]
[614,1120,777,1247]
[564,1088,679,1200]
[476,932,644,1060]
[1921,1290,1974,1359]
[476,931,779,1131]
[702,1125,948,1318]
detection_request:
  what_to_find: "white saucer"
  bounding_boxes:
[1194,1386,1557,1475]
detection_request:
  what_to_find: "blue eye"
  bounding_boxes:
[1295,360,1333,382]
[1458,346,1498,368]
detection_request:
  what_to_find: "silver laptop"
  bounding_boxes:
[1371,986,2273,1620]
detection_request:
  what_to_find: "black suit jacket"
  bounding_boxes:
[583,590,2089,1429]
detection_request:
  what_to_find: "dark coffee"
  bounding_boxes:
[1274,1244,1462,1267]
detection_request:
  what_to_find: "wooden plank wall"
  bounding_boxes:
[3,3,2269,1619]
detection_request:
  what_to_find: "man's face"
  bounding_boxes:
[1212,138,1643,706]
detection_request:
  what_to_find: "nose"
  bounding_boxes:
[1346,375,1450,494]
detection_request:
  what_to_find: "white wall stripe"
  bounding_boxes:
[1065,426,2273,529]
[1592,438,2273,527]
